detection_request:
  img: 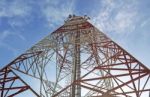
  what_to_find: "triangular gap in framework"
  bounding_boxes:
[0,67,40,97]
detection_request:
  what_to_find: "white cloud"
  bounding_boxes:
[41,0,75,28]
[0,0,33,30]
[0,0,75,29]
[0,0,31,18]
[92,0,139,34]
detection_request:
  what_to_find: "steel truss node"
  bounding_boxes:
[0,15,150,97]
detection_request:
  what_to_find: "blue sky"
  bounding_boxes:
[0,0,150,69]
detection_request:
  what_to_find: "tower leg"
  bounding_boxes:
[71,30,81,97]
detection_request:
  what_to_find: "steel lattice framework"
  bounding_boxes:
[0,15,150,97]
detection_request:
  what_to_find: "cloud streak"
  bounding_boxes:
[92,0,139,34]
[140,17,150,27]
[0,30,26,57]
[0,30,26,42]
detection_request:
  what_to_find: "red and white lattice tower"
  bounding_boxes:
[0,15,150,97]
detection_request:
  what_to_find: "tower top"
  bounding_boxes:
[64,14,90,25]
